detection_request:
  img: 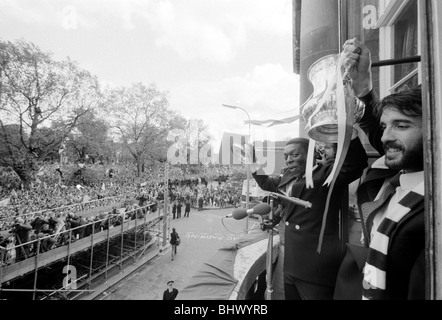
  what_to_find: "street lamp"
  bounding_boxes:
[222,104,251,234]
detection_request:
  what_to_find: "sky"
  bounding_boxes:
[0,0,301,151]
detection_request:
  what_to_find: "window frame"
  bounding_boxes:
[376,0,422,96]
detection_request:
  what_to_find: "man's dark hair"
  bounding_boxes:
[374,85,422,119]
[285,138,309,152]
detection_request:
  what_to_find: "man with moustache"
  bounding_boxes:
[334,38,425,300]
[251,136,367,300]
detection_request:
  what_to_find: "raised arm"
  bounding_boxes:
[341,38,384,155]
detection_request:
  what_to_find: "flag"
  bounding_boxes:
[101,182,106,191]
[244,115,301,127]
[0,198,10,207]
[76,184,83,191]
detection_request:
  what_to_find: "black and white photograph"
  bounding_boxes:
[0,0,441,309]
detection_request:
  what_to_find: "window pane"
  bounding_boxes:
[393,0,419,84]
[391,73,419,93]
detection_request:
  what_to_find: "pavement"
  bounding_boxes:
[100,206,260,300]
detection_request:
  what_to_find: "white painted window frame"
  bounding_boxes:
[376,0,421,97]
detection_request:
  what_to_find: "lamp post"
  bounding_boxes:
[222,104,251,234]
[163,161,169,247]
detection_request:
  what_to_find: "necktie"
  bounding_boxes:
[361,172,401,225]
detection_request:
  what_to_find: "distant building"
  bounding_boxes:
[217,132,286,176]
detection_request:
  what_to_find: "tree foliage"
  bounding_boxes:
[0,39,103,188]
[0,39,214,189]
[106,82,174,176]
[66,112,113,164]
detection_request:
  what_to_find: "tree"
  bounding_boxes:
[166,115,214,170]
[31,126,64,162]
[0,39,102,189]
[106,82,173,177]
[0,123,28,163]
[229,169,247,182]
[185,118,212,165]
[66,113,113,164]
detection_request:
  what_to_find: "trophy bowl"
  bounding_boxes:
[301,54,365,143]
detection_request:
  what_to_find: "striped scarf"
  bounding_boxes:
[362,180,424,300]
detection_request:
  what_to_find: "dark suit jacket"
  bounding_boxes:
[253,137,367,287]
[163,288,179,300]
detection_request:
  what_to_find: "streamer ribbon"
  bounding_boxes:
[316,58,356,253]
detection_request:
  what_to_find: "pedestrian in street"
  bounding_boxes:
[184,199,191,218]
[170,227,180,260]
[163,280,179,300]
[177,201,182,219]
[172,200,177,219]
[198,196,203,211]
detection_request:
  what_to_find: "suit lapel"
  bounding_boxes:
[290,177,305,199]
[278,173,299,194]
[282,167,324,221]
[359,169,397,192]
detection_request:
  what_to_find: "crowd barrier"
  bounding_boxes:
[1,195,128,224]
[0,201,167,300]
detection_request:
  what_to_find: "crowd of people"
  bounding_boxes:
[0,204,149,265]
[0,163,243,220]
[0,163,144,220]
[0,161,244,267]
[168,182,242,214]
